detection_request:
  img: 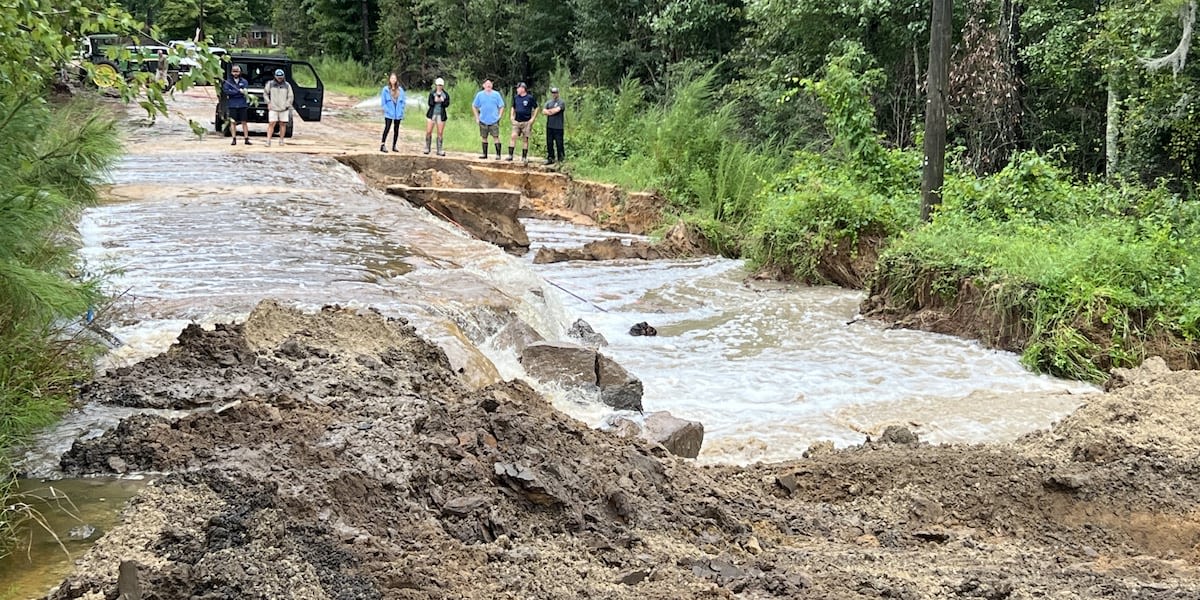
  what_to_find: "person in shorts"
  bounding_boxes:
[425,77,450,155]
[264,68,294,147]
[471,79,504,159]
[507,82,538,163]
[222,65,250,145]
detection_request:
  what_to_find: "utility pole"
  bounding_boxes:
[921,0,953,222]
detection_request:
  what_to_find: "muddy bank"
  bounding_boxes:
[44,301,1200,598]
[337,153,669,236]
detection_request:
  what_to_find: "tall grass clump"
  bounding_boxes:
[0,93,118,552]
[873,153,1200,380]
[745,43,920,282]
[308,55,380,94]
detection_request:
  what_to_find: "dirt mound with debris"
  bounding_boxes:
[50,301,1200,599]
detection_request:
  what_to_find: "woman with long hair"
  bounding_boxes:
[380,72,405,153]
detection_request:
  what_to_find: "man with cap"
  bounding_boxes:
[543,86,565,165]
[507,82,538,163]
[472,79,505,159]
[425,77,450,156]
[264,68,294,147]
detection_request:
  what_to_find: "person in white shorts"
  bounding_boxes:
[264,68,294,147]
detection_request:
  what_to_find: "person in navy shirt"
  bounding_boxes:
[472,79,505,159]
[223,65,251,146]
[507,82,538,163]
[380,73,406,153]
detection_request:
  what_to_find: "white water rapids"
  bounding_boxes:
[21,152,1095,474]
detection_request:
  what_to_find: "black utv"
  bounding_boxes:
[215,55,324,138]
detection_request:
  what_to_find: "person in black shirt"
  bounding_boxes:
[507,82,538,163]
[425,77,450,156]
[543,87,565,165]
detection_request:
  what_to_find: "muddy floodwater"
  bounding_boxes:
[13,90,1200,599]
[48,150,1097,470]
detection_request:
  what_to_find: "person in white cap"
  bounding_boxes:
[264,68,294,147]
[425,77,450,156]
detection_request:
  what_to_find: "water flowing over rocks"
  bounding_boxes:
[519,341,644,411]
[385,184,530,253]
[47,301,1200,599]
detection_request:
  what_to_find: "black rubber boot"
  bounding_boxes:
[436,138,444,156]
[424,136,431,154]
[494,142,501,159]
[521,149,528,164]
[506,146,514,161]
[480,142,488,159]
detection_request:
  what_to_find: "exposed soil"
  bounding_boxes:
[48,301,1200,599]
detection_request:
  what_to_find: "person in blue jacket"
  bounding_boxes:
[223,65,251,146]
[380,73,405,153]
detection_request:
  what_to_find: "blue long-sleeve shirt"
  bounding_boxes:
[381,86,406,120]
[223,76,248,109]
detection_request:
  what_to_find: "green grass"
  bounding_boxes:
[0,94,118,555]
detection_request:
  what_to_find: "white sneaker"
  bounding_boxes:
[279,139,285,146]
[266,139,272,147]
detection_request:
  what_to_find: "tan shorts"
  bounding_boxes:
[479,122,500,138]
[513,120,533,138]
[269,109,290,122]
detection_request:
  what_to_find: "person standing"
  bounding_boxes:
[543,86,565,165]
[223,65,251,145]
[507,82,538,163]
[264,68,294,147]
[425,77,450,156]
[472,79,504,159]
[380,73,405,153]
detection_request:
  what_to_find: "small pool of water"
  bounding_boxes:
[0,478,147,600]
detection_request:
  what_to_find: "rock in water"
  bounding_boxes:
[520,341,644,411]
[567,318,608,347]
[642,411,705,458]
[629,322,657,336]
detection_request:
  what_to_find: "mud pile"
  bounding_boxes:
[51,301,1200,599]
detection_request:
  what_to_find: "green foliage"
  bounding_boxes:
[749,150,920,281]
[787,42,888,170]
[875,153,1200,381]
[156,0,248,41]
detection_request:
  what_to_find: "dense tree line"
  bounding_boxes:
[117,0,1200,191]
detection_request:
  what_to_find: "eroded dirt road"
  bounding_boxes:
[47,299,1200,599]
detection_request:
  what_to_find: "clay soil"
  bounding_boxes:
[46,300,1200,599]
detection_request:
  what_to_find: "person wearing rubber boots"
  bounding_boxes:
[425,77,450,156]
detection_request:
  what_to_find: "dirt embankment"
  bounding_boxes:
[46,300,1200,599]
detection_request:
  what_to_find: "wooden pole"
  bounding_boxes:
[921,0,953,222]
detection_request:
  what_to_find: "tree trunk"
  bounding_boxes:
[921,0,953,222]
[1105,82,1119,178]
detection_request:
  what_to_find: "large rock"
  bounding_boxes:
[520,341,643,411]
[642,411,705,458]
[597,354,643,411]
[387,184,530,253]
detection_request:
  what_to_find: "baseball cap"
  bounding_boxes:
[550,87,559,93]
[435,77,445,86]
[516,81,527,89]
[274,69,284,76]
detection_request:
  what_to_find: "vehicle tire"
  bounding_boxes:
[91,61,122,88]
[284,116,294,138]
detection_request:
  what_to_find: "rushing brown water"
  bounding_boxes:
[44,150,1096,470]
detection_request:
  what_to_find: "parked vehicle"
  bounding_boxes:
[77,34,170,87]
[214,54,324,138]
[168,40,227,78]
